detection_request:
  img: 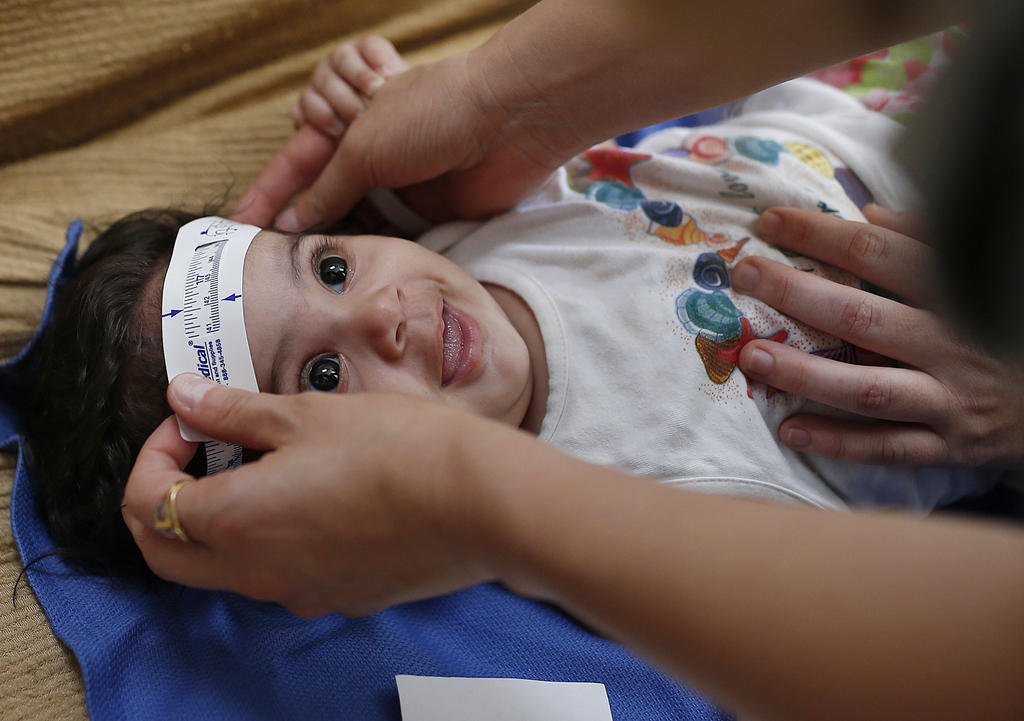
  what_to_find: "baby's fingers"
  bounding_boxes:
[335,36,409,96]
[327,40,388,100]
[304,59,363,137]
[775,414,951,465]
[300,37,408,138]
[356,36,409,82]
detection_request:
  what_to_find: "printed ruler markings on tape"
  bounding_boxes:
[183,240,227,340]
[205,441,244,473]
[163,216,261,461]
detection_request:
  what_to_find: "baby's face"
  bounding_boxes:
[240,231,533,427]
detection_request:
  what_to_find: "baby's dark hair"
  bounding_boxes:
[23,209,201,578]
[18,203,378,579]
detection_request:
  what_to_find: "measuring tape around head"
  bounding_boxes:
[161,216,261,474]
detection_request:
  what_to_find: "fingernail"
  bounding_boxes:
[757,210,782,239]
[325,118,345,137]
[276,207,301,233]
[784,426,810,448]
[366,75,385,96]
[731,261,760,293]
[170,373,215,413]
[745,347,774,375]
[862,202,897,225]
[232,188,255,214]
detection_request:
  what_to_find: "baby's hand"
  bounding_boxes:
[291,36,409,138]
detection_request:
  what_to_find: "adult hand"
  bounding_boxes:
[121,374,499,617]
[231,46,567,231]
[230,0,956,233]
[733,205,1024,467]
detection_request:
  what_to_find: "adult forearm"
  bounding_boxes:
[469,0,971,158]
[458,425,1024,721]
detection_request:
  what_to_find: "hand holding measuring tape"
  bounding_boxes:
[122,380,504,617]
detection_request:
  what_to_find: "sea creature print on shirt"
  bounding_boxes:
[675,288,788,397]
[568,146,741,247]
[567,146,652,209]
[639,200,733,245]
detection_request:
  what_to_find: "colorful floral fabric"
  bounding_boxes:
[809,27,967,122]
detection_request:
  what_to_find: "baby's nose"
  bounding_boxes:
[349,284,405,361]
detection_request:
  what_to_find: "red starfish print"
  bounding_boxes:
[582,147,651,187]
[715,317,789,398]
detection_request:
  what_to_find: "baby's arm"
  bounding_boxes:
[291,36,409,139]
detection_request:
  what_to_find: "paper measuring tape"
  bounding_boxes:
[162,217,261,473]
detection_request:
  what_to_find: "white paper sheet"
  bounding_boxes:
[396,675,614,721]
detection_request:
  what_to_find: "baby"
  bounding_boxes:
[23,38,993,578]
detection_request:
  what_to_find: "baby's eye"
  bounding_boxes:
[302,353,345,393]
[318,254,348,293]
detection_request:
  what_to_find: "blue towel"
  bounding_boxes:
[4,222,731,720]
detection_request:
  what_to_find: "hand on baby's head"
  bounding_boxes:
[233,30,553,238]
[231,35,410,228]
[291,36,409,139]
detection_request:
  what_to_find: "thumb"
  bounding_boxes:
[274,134,372,232]
[231,124,338,227]
[167,373,299,451]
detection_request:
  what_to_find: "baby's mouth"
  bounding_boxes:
[440,300,483,388]
[441,302,465,387]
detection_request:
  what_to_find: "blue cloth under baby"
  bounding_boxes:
[2,221,731,720]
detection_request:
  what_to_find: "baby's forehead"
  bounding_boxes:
[248,227,333,261]
[247,229,397,276]
[243,229,310,283]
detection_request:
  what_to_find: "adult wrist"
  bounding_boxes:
[375,402,524,588]
[464,0,689,154]
[440,412,631,603]
[462,30,592,174]
[419,408,552,594]
[424,411,525,586]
